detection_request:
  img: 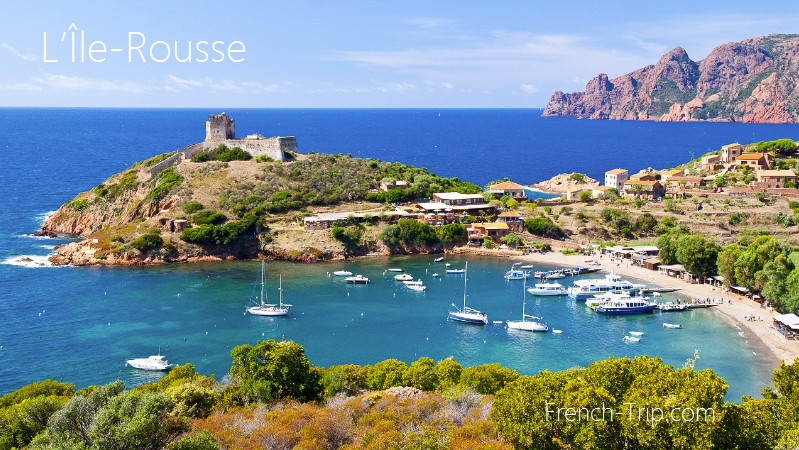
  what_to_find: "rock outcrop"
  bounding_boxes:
[530,173,599,194]
[543,34,799,123]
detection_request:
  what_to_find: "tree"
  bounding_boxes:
[436,224,467,247]
[599,208,631,231]
[524,218,565,239]
[761,254,795,310]
[500,233,524,248]
[676,234,720,277]
[578,190,593,202]
[404,357,439,391]
[366,359,408,391]
[229,340,322,404]
[734,236,793,292]
[657,231,686,265]
[635,213,657,233]
[483,236,495,248]
[505,198,519,210]
[434,357,463,390]
[460,364,519,395]
[631,183,645,198]
[716,244,741,286]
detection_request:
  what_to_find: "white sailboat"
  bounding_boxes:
[447,262,487,324]
[247,261,291,316]
[507,277,548,332]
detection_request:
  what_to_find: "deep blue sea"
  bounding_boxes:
[1,108,797,400]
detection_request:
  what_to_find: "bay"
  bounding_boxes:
[1,108,794,400]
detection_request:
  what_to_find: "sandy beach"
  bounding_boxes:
[456,247,799,371]
[518,250,799,369]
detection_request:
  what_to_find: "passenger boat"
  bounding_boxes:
[596,295,656,314]
[656,302,689,312]
[333,270,353,277]
[663,323,682,329]
[526,282,568,296]
[448,262,488,325]
[394,273,414,281]
[345,275,369,284]
[247,261,291,316]
[505,269,530,280]
[567,272,645,300]
[507,277,548,332]
[126,349,172,371]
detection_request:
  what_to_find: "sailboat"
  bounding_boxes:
[506,276,548,332]
[447,262,488,324]
[247,261,291,316]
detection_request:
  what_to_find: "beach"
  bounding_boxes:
[508,249,799,370]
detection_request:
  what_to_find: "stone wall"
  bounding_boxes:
[201,137,295,161]
[149,144,203,179]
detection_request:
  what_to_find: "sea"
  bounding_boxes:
[1,108,797,400]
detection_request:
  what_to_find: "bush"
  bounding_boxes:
[130,232,163,252]
[192,211,227,225]
[183,202,204,214]
[729,212,746,226]
[191,144,252,163]
[460,364,519,395]
[524,218,565,239]
[600,208,631,231]
[148,167,184,201]
[180,214,258,245]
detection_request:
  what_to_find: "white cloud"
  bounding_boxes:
[441,81,454,89]
[166,75,279,93]
[32,74,155,92]
[2,83,42,91]
[390,83,415,93]
[520,84,539,93]
[621,35,668,54]
[1,43,38,61]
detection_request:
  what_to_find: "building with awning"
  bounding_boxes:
[773,313,799,339]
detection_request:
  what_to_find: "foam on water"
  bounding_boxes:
[2,254,54,268]
[35,210,58,224]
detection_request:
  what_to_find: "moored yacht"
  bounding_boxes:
[568,272,645,300]
[596,295,656,314]
[126,352,172,371]
[527,282,568,296]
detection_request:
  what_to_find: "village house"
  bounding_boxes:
[379,180,409,191]
[660,169,684,182]
[697,154,722,172]
[592,185,616,198]
[721,143,744,163]
[496,211,524,231]
[604,169,629,191]
[754,169,797,189]
[734,152,771,171]
[629,173,657,182]
[670,175,705,188]
[467,222,510,244]
[486,181,527,200]
[566,188,593,201]
[415,192,494,216]
[623,179,665,200]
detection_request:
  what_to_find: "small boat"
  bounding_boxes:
[512,262,523,266]
[394,273,413,281]
[629,331,644,336]
[403,280,423,286]
[407,284,426,292]
[448,262,488,325]
[126,350,172,371]
[387,268,403,272]
[445,263,452,267]
[247,261,291,316]
[333,270,353,277]
[623,335,640,343]
[657,302,689,312]
[505,269,530,280]
[506,277,548,332]
[642,287,680,293]
[435,257,444,262]
[552,329,563,334]
[546,270,566,279]
[493,320,503,324]
[527,282,568,296]
[663,323,682,329]
[446,269,465,274]
[520,265,534,269]
[345,275,369,284]
[432,273,439,278]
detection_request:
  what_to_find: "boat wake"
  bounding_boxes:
[1,254,55,268]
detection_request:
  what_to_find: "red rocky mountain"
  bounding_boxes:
[543,34,799,123]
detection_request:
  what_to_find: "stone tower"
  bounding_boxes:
[205,113,235,141]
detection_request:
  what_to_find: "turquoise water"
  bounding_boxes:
[0,254,773,401]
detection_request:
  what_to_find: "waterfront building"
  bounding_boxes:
[604,169,628,191]
[467,222,510,244]
[486,181,527,199]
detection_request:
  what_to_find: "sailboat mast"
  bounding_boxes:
[463,261,468,309]
[279,274,282,307]
[522,275,526,320]
[260,261,265,306]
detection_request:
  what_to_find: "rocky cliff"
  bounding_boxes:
[543,34,799,123]
[530,173,599,194]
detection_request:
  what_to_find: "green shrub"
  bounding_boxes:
[67,199,89,212]
[191,144,252,163]
[180,214,258,245]
[183,202,204,214]
[147,167,184,201]
[130,232,163,252]
[192,211,227,225]
[524,217,565,239]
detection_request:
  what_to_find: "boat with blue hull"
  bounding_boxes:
[596,295,656,315]
[448,262,488,325]
[568,272,645,300]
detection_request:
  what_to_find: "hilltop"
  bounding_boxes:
[543,34,799,123]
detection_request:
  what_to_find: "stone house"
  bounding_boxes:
[754,170,797,189]
[734,153,771,171]
[566,188,593,201]
[629,173,657,182]
[697,154,722,172]
[604,169,628,191]
[660,169,684,182]
[379,180,409,191]
[467,222,510,244]
[496,211,524,231]
[592,185,616,198]
[486,181,527,200]
[721,143,743,163]
[671,176,705,187]
[623,180,665,199]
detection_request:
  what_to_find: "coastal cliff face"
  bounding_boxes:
[530,173,599,194]
[543,34,799,123]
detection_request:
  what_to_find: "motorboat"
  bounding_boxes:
[345,275,369,284]
[527,282,568,296]
[445,263,452,267]
[657,302,689,312]
[507,276,548,332]
[435,257,444,262]
[505,269,530,280]
[403,280,423,286]
[126,352,172,371]
[520,265,534,269]
[596,295,656,314]
[407,284,426,292]
[552,329,563,334]
[448,262,488,325]
[432,273,439,278]
[387,268,403,272]
[623,335,641,343]
[333,270,353,277]
[663,323,682,329]
[629,331,644,336]
[394,273,414,281]
[446,268,465,274]
[247,261,291,316]
[568,272,645,300]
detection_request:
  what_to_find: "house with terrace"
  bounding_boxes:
[486,181,527,200]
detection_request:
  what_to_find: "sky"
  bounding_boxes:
[0,0,797,108]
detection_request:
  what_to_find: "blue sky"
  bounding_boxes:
[0,0,797,107]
